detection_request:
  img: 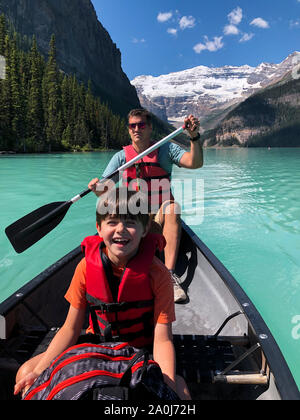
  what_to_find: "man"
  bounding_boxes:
[88,109,203,302]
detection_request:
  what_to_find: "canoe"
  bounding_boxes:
[0,221,299,400]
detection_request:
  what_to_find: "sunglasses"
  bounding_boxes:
[128,122,147,130]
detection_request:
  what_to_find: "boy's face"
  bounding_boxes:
[96,216,148,266]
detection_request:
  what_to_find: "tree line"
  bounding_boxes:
[0,14,130,152]
[203,71,300,147]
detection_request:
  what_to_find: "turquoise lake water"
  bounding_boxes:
[0,148,299,389]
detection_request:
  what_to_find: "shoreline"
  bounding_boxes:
[0,149,117,155]
[1,146,300,155]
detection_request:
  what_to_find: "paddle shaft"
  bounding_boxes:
[5,125,185,253]
[70,125,185,204]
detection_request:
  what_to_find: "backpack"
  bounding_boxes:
[23,342,179,400]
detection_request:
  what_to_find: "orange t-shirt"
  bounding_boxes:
[65,254,176,327]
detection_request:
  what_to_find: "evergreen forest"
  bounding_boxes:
[0,14,130,153]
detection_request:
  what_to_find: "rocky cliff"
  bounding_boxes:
[0,0,140,114]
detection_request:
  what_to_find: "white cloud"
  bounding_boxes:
[228,7,243,25]
[224,24,239,35]
[193,36,224,54]
[250,17,270,29]
[167,28,178,36]
[157,12,173,23]
[239,33,255,43]
[132,38,146,44]
[223,7,242,36]
[179,16,196,30]
[290,19,300,28]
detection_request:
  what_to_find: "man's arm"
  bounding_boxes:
[179,114,203,169]
[179,140,203,169]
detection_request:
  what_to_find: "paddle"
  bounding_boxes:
[5,126,185,253]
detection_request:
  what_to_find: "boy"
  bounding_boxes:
[14,188,190,400]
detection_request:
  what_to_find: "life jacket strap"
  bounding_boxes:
[86,294,154,312]
[125,174,171,182]
[90,323,153,344]
[86,295,154,342]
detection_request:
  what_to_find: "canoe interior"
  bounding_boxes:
[0,222,299,401]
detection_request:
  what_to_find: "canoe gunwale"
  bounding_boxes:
[0,245,82,339]
[181,221,300,400]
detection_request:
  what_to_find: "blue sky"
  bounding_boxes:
[91,0,300,80]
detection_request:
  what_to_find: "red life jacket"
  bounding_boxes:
[122,145,174,210]
[81,233,166,348]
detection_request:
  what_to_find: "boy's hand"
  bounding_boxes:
[14,371,39,397]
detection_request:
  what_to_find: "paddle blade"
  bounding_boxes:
[5,201,72,253]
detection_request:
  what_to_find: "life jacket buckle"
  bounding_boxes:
[99,302,122,313]
[98,303,109,314]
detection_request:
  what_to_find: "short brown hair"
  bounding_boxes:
[96,187,150,229]
[128,108,152,125]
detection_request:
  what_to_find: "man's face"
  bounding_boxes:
[128,115,152,148]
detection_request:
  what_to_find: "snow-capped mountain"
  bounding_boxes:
[131,52,300,129]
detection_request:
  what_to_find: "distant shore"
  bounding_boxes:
[0,149,116,155]
[1,145,299,156]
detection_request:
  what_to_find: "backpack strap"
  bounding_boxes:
[119,349,149,387]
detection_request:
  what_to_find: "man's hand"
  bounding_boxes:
[184,114,200,139]
[180,114,203,169]
[88,178,100,193]
[88,178,114,197]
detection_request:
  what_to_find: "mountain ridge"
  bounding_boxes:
[131,52,299,131]
[203,67,300,148]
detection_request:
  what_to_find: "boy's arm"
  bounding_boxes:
[34,305,85,375]
[153,322,176,392]
[14,305,85,395]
